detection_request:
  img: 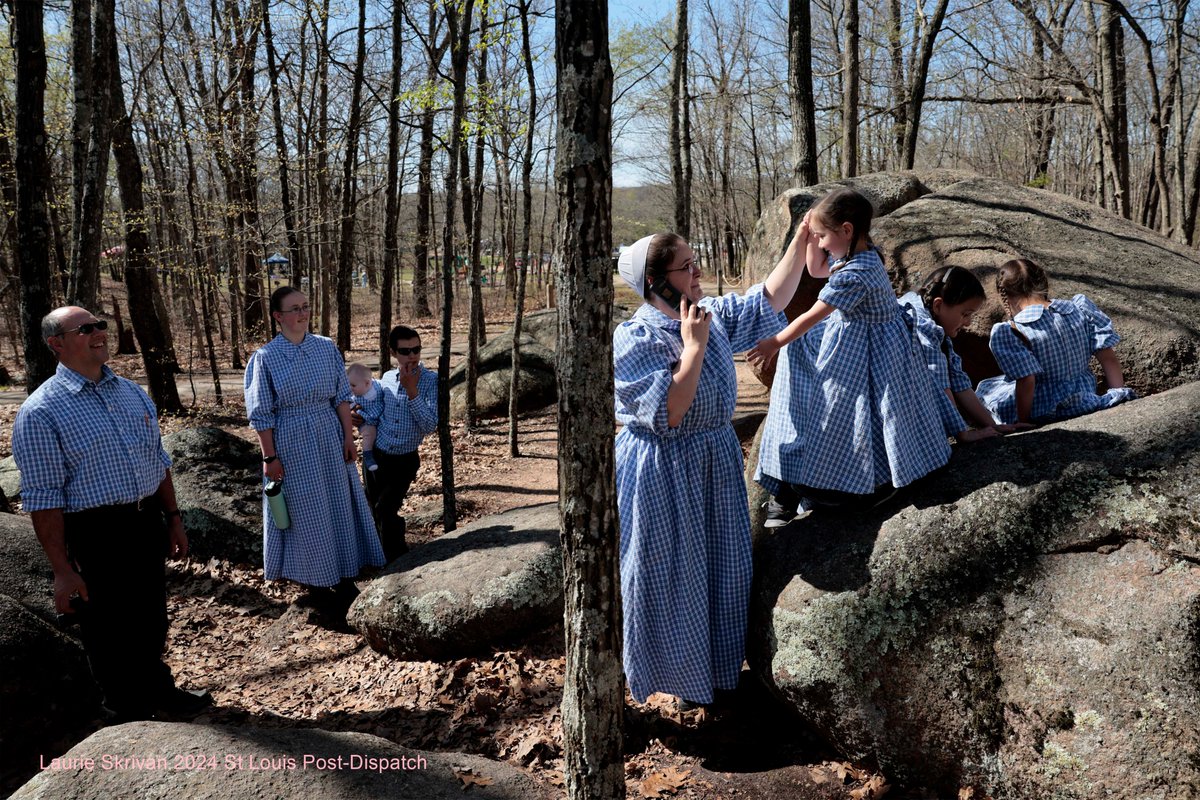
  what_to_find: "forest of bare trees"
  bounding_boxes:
[2,0,1199,402]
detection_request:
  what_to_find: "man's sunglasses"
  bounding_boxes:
[393,345,422,356]
[62,320,109,336]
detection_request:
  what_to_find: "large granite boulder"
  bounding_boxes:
[162,426,263,565]
[748,382,1200,798]
[0,513,56,625]
[743,172,1200,393]
[11,722,553,799]
[0,595,101,791]
[448,306,636,418]
[0,455,19,504]
[349,503,561,660]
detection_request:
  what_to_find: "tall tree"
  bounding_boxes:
[669,0,691,235]
[336,0,368,351]
[555,0,623,797]
[899,0,951,169]
[261,0,302,285]
[509,0,537,456]
[437,0,474,531]
[842,0,860,177]
[788,0,818,184]
[12,0,58,392]
[68,0,115,309]
[101,0,182,411]
[463,3,490,428]
[381,0,406,371]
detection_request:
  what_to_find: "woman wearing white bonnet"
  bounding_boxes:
[613,228,807,711]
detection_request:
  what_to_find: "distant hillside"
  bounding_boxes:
[612,184,673,247]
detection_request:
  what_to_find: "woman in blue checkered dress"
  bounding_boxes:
[614,232,801,707]
[244,287,385,593]
[976,258,1136,424]
[749,188,949,516]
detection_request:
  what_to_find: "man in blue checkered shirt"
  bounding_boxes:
[360,324,438,560]
[12,306,211,723]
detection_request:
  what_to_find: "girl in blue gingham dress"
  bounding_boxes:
[976,258,1136,424]
[614,231,802,707]
[245,288,385,589]
[749,188,949,511]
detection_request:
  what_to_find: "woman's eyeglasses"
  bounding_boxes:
[665,260,700,275]
[393,346,422,356]
[280,304,311,314]
[62,320,109,335]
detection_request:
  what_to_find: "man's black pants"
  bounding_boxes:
[64,501,176,717]
[365,449,419,562]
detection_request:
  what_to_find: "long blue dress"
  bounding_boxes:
[975,294,1136,424]
[899,292,974,437]
[245,333,386,586]
[756,249,950,496]
[614,285,785,705]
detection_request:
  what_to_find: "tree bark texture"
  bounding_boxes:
[381,0,405,372]
[104,0,182,412]
[14,0,58,392]
[509,0,537,456]
[789,0,818,184]
[841,0,860,177]
[555,1,624,797]
[669,0,691,235]
[336,0,368,351]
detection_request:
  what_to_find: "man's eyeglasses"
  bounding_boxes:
[393,345,422,356]
[280,304,311,314]
[61,320,108,336]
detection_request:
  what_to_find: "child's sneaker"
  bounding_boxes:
[763,494,813,528]
[363,450,379,472]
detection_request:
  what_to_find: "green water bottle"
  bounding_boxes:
[264,479,290,530]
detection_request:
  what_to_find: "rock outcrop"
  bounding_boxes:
[349,503,561,661]
[747,383,1200,798]
[743,172,1200,392]
[162,426,263,565]
[0,596,101,791]
[0,513,56,625]
[11,722,552,799]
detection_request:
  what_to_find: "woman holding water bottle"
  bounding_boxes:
[244,286,384,613]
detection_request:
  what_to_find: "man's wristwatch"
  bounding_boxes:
[263,455,278,464]
[164,509,182,520]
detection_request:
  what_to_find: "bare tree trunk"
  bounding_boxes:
[381,0,405,372]
[262,0,302,285]
[336,0,368,351]
[14,0,57,392]
[508,0,537,456]
[669,0,690,236]
[789,0,818,184]
[438,0,473,532]
[900,0,950,168]
[841,0,860,177]
[315,0,333,335]
[104,0,181,412]
[464,7,490,428]
[70,0,94,303]
[69,0,114,309]
[555,1,623,797]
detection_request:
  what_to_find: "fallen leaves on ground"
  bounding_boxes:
[639,766,692,797]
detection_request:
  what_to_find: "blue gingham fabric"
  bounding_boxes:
[368,365,438,455]
[976,294,1136,424]
[755,249,950,497]
[899,292,969,437]
[245,334,385,586]
[352,378,384,423]
[615,284,785,705]
[13,363,171,512]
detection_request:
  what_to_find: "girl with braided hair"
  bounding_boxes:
[975,258,1137,424]
[749,187,949,528]
[899,266,1022,442]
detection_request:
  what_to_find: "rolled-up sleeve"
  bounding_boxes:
[244,350,277,431]
[989,323,1043,381]
[614,321,677,436]
[411,370,439,435]
[12,408,66,511]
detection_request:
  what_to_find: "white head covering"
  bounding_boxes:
[617,235,655,299]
